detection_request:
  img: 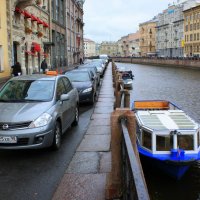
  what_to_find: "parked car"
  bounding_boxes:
[65,69,97,104]
[91,59,106,77]
[0,74,79,150]
[78,63,100,86]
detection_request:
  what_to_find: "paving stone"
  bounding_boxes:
[90,118,110,126]
[99,152,112,173]
[95,101,114,107]
[91,113,111,119]
[66,152,99,173]
[94,106,113,114]
[98,97,115,102]
[86,125,110,135]
[77,135,111,152]
[52,174,107,200]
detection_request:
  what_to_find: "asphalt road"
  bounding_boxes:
[0,105,94,200]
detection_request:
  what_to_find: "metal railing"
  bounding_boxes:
[112,61,130,109]
[121,119,150,200]
[109,61,150,200]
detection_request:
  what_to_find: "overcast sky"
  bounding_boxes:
[83,0,179,43]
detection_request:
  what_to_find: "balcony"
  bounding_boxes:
[16,0,35,9]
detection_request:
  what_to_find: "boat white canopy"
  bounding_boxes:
[136,110,198,130]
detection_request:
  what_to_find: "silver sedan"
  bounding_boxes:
[0,74,79,150]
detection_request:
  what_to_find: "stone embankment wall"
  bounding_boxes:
[112,57,200,70]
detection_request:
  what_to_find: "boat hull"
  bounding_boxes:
[139,152,195,180]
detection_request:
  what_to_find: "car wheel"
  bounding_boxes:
[51,121,61,150]
[72,106,79,126]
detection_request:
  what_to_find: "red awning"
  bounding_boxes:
[32,42,41,52]
[31,14,38,21]
[37,18,43,24]
[25,51,35,56]
[15,7,23,14]
[23,10,32,18]
[43,21,49,28]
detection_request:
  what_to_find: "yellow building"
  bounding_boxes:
[99,41,118,57]
[139,18,157,57]
[183,5,200,57]
[0,0,10,82]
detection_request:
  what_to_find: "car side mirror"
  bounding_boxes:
[60,94,70,101]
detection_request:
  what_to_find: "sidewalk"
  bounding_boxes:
[52,63,114,200]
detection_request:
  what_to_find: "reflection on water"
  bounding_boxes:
[116,62,200,200]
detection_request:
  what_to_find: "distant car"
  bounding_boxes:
[99,54,109,63]
[91,59,106,77]
[122,72,133,89]
[65,69,97,104]
[0,74,79,150]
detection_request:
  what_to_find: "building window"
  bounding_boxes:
[185,25,188,32]
[190,34,193,41]
[0,46,4,72]
[60,0,64,24]
[56,0,59,21]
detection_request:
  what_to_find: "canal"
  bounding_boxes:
[116,62,200,200]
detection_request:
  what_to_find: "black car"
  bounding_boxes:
[64,69,96,104]
[78,63,100,86]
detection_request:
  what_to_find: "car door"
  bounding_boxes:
[56,77,71,131]
[62,77,77,126]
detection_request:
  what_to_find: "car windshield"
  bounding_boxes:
[122,74,131,80]
[66,72,90,82]
[0,80,54,102]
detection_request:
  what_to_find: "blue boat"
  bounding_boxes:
[132,100,200,180]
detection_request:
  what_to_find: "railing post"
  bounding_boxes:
[124,89,130,108]
[106,109,134,200]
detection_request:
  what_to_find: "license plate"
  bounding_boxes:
[0,136,17,143]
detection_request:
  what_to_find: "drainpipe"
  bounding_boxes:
[49,0,52,69]
[9,0,13,67]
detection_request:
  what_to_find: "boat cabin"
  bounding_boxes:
[134,101,200,155]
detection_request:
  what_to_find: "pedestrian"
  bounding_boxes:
[11,62,22,76]
[41,59,48,74]
[79,57,84,65]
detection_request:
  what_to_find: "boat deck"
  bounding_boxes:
[136,110,198,130]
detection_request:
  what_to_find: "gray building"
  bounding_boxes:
[156,2,185,57]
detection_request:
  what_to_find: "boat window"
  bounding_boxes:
[156,135,173,151]
[177,135,194,150]
[136,122,141,141]
[142,130,152,150]
[198,132,200,147]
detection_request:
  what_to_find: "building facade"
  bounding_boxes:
[183,2,200,57]
[118,31,140,57]
[139,18,157,57]
[99,41,118,57]
[0,0,10,81]
[51,0,66,72]
[156,3,185,58]
[84,38,96,57]
[7,0,51,75]
[66,0,84,67]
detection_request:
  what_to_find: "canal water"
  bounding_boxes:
[116,62,200,200]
